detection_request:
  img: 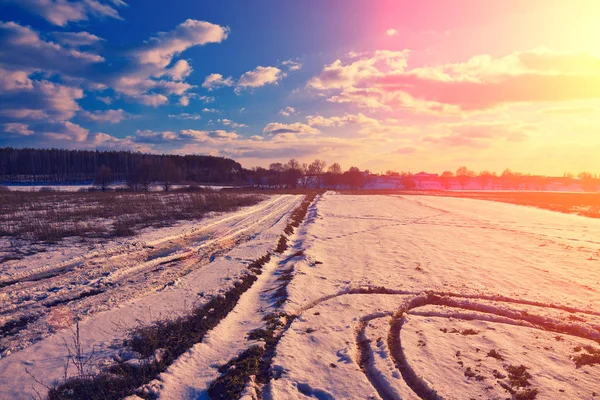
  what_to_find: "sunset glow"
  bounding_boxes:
[1,0,600,175]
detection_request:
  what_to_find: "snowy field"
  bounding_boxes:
[274,194,600,400]
[0,194,303,398]
[1,192,600,399]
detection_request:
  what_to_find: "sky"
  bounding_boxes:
[1,0,600,175]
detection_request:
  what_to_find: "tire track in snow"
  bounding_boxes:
[0,195,287,288]
[284,288,600,400]
[0,195,302,356]
[355,313,395,400]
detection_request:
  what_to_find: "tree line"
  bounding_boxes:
[249,159,368,189]
[1,147,597,192]
[0,147,245,184]
[385,166,600,192]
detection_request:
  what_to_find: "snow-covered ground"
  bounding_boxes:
[273,193,600,399]
[365,176,592,192]
[0,194,303,399]
[2,192,600,399]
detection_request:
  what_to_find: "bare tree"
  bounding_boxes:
[478,170,494,190]
[94,165,111,192]
[512,171,524,190]
[269,162,284,188]
[137,160,155,192]
[161,160,180,192]
[326,162,342,189]
[344,166,365,189]
[578,172,599,192]
[252,166,268,189]
[126,167,142,191]
[456,166,475,190]
[401,172,416,189]
[299,162,311,188]
[285,159,302,189]
[500,168,513,190]
[534,175,547,191]
[439,170,454,190]
[309,159,327,188]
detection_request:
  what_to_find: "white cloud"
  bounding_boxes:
[7,0,127,27]
[133,93,169,107]
[51,31,104,47]
[219,118,247,128]
[166,59,193,81]
[135,20,228,68]
[98,20,228,106]
[202,108,219,113]
[237,66,284,90]
[178,96,190,106]
[168,113,201,120]
[210,129,239,139]
[195,95,215,103]
[0,69,33,91]
[282,59,302,71]
[308,48,600,113]
[3,123,34,136]
[0,21,105,74]
[386,28,397,36]
[202,73,234,90]
[0,79,84,122]
[154,80,193,95]
[206,63,294,94]
[44,121,89,142]
[179,129,238,141]
[263,122,319,136]
[278,106,297,117]
[96,96,112,104]
[79,109,129,123]
[306,113,380,128]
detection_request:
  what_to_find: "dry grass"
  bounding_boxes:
[0,191,263,242]
[48,266,265,400]
[573,345,600,368]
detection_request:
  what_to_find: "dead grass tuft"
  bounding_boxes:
[573,345,600,368]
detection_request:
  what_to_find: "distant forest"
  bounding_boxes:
[0,147,245,184]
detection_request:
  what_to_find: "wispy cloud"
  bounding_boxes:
[236,66,284,92]
[168,113,201,120]
[51,31,104,47]
[3,123,34,136]
[219,118,247,128]
[79,108,129,123]
[263,122,319,136]
[7,0,127,27]
[278,106,297,117]
[308,48,600,113]
[202,73,234,90]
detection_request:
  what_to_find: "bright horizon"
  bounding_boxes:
[1,0,600,176]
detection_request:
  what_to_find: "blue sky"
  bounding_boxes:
[1,0,600,174]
